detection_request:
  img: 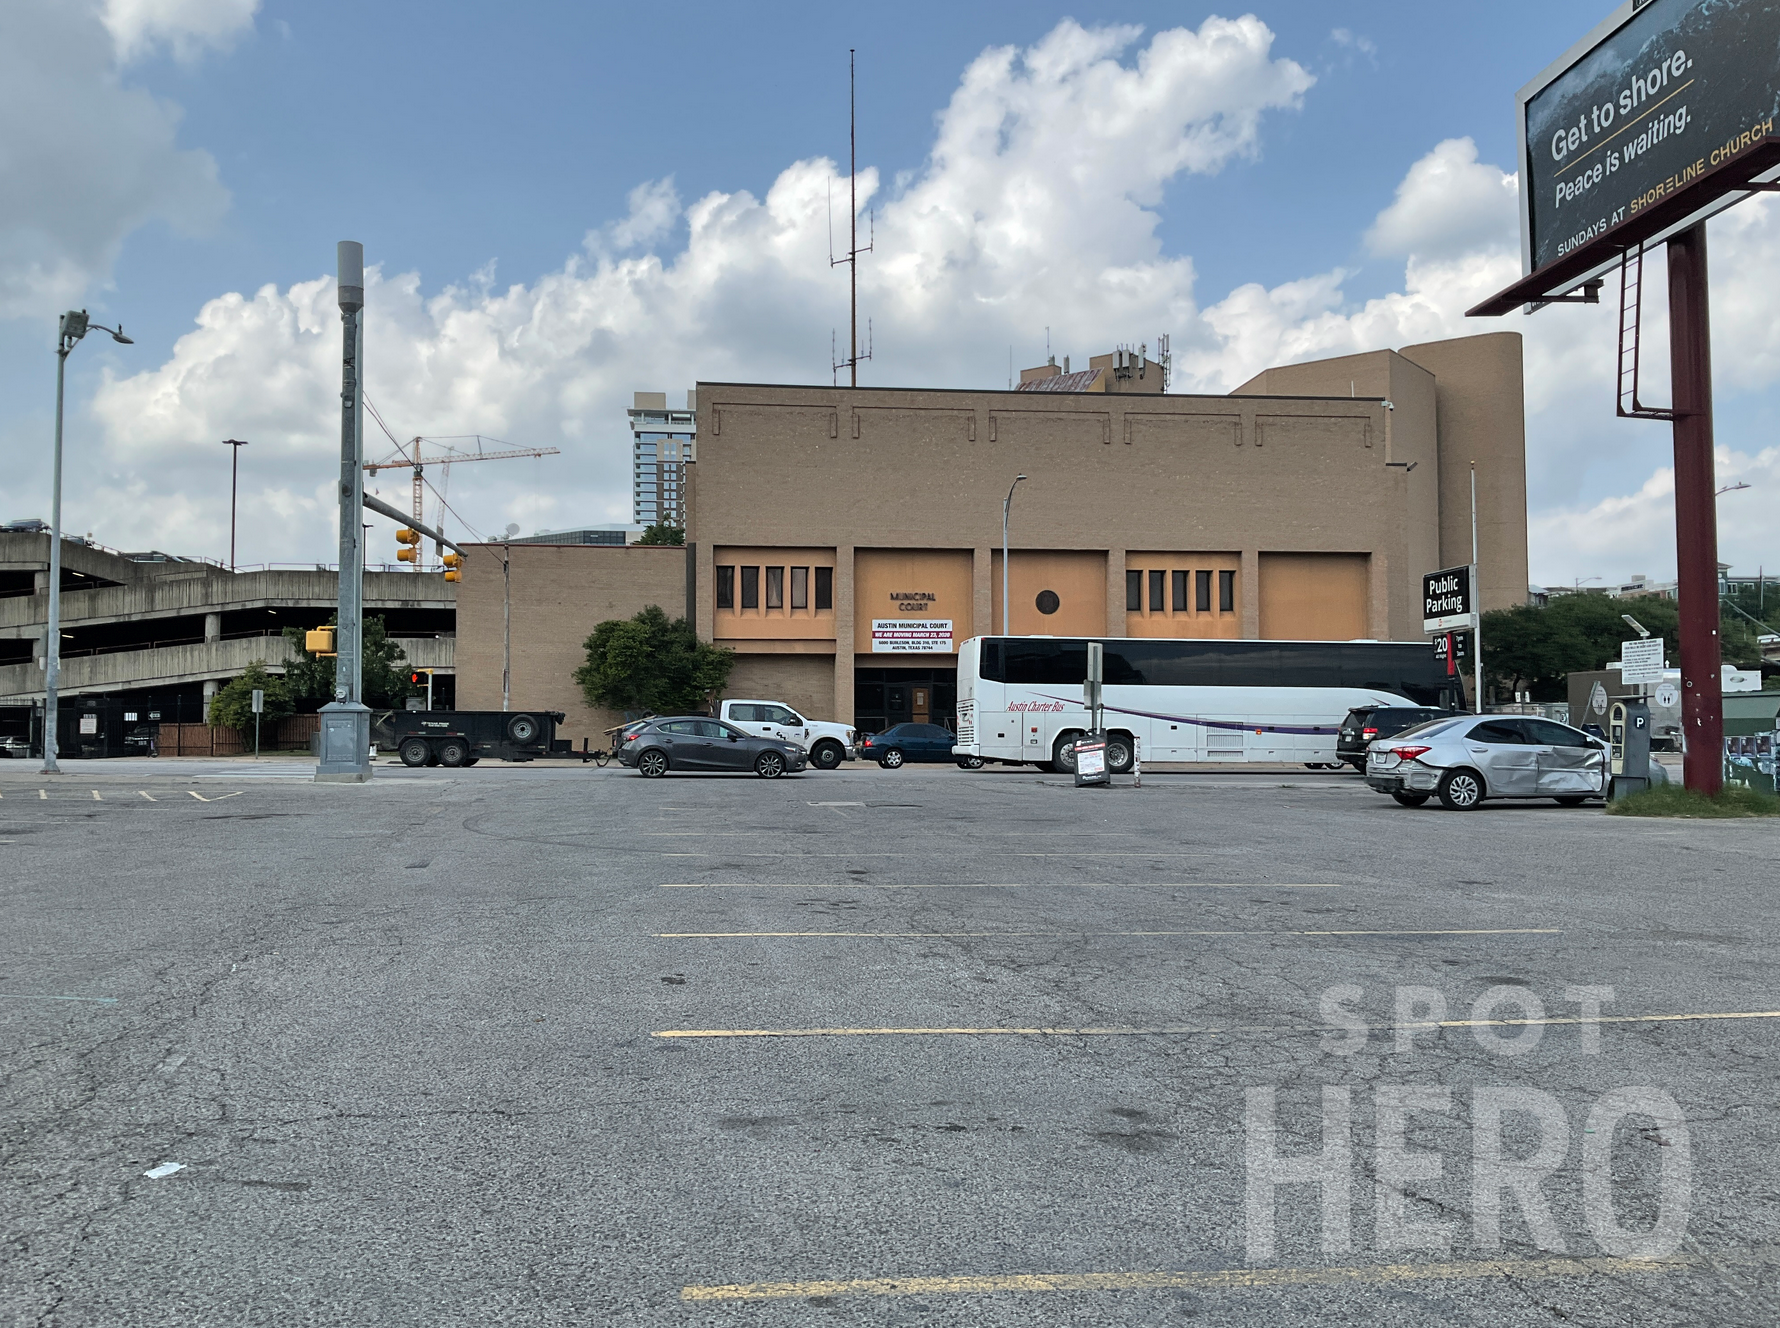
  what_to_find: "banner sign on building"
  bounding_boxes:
[1621,635,1667,684]
[1520,0,1780,277]
[1422,565,1476,633]
[871,619,953,653]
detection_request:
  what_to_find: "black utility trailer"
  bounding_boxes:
[383,710,571,767]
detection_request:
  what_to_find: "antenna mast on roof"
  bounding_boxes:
[830,49,873,387]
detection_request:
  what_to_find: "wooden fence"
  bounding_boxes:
[155,713,321,756]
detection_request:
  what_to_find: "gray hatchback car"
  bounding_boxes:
[1365,714,1607,810]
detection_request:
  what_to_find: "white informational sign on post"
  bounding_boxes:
[871,620,952,653]
[1620,637,1665,686]
[251,689,265,714]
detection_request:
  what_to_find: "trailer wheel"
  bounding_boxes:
[398,738,430,768]
[507,713,540,744]
[438,739,469,768]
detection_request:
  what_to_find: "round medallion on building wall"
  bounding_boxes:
[1035,590,1060,615]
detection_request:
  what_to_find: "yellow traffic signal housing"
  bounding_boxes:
[444,568,462,583]
[396,547,418,563]
[395,528,421,545]
[304,626,337,656]
[441,551,463,568]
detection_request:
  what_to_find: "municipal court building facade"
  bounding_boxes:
[457,333,1528,742]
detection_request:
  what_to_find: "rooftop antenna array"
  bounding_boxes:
[830,49,873,387]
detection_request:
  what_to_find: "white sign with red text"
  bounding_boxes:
[871,619,953,653]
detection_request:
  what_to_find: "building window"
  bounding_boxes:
[1219,569,1236,613]
[1171,570,1188,612]
[741,566,759,610]
[766,566,784,609]
[815,566,833,611]
[1149,570,1165,613]
[1196,570,1212,612]
[1126,570,1142,612]
[716,565,735,610]
[791,566,808,610]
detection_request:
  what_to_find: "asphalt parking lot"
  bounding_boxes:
[2,758,1776,1325]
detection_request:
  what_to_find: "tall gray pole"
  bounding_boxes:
[38,309,129,768]
[1471,461,1482,715]
[316,241,374,781]
[1001,474,1026,636]
[502,543,512,712]
[40,326,71,774]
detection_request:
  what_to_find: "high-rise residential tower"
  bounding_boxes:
[627,391,696,527]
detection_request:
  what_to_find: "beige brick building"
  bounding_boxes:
[456,332,1527,741]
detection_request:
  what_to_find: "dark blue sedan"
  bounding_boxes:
[860,723,983,769]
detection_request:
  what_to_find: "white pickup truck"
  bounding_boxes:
[717,699,857,770]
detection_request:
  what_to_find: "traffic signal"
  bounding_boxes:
[442,551,463,583]
[304,625,337,656]
[396,527,421,564]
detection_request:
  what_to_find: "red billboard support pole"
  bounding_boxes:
[1665,223,1723,794]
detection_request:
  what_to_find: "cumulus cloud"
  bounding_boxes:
[0,0,229,317]
[73,15,1780,586]
[1365,136,1518,262]
[102,0,258,64]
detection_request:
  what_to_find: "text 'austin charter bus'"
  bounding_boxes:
[953,636,1460,772]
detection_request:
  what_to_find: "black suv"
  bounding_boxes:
[1337,706,1450,771]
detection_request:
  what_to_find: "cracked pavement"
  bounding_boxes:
[1,760,1776,1325]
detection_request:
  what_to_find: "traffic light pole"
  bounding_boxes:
[316,241,373,783]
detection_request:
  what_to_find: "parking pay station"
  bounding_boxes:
[1608,699,1651,801]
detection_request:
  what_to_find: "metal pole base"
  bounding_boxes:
[314,701,374,783]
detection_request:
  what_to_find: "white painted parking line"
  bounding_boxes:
[658,882,1342,890]
[91,790,102,800]
[38,789,46,800]
[187,791,243,802]
[139,791,156,801]
[656,928,1560,939]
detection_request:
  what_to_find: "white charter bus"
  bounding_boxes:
[953,635,1460,771]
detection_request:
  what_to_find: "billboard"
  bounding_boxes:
[1475,0,1780,312]
[1422,565,1476,633]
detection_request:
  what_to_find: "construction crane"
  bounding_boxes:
[362,434,559,566]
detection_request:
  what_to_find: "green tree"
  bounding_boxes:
[636,522,685,546]
[207,661,295,730]
[281,615,415,707]
[1481,593,1681,702]
[574,605,733,715]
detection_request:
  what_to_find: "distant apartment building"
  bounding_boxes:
[505,524,644,547]
[627,391,697,527]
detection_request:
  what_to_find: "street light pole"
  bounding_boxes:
[223,440,248,570]
[1001,474,1027,636]
[41,310,130,775]
[315,241,373,783]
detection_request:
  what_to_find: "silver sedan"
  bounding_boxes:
[1365,714,1607,810]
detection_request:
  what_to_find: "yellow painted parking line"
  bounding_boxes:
[655,928,1559,939]
[653,1008,1780,1040]
[681,1252,1741,1303]
[657,883,1341,890]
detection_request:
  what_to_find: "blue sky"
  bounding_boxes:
[5,1,1777,580]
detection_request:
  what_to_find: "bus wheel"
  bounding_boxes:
[1051,732,1082,773]
[1106,735,1134,773]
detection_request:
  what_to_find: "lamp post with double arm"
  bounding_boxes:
[41,310,131,774]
